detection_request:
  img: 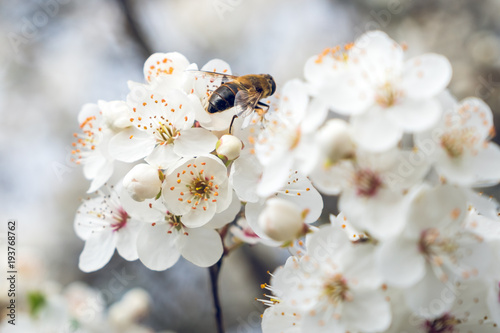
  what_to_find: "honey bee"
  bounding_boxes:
[192,71,276,132]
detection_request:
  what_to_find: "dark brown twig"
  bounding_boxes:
[115,0,154,59]
[209,258,225,333]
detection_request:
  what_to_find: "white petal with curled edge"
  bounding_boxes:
[177,227,223,267]
[204,191,241,229]
[198,107,236,131]
[143,52,190,83]
[404,265,455,319]
[201,59,232,75]
[173,127,217,158]
[181,202,217,228]
[386,98,442,132]
[115,219,141,261]
[78,230,116,272]
[87,160,114,193]
[351,108,402,152]
[402,54,452,99]
[145,144,181,170]
[342,289,392,332]
[108,128,155,163]
[230,154,262,203]
[136,223,180,271]
[377,236,425,287]
[262,303,302,333]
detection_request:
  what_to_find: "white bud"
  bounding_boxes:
[216,134,243,162]
[258,198,305,242]
[99,100,132,130]
[123,164,162,202]
[316,119,355,164]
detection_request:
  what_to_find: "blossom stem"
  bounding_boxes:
[209,258,225,333]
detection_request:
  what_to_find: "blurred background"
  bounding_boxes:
[1,0,500,332]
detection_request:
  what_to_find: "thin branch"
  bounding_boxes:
[115,0,154,59]
[209,259,225,333]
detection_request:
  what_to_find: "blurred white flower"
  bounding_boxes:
[416,94,500,186]
[306,30,452,152]
[265,225,391,333]
[377,184,491,318]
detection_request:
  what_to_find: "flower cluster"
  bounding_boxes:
[73,31,500,332]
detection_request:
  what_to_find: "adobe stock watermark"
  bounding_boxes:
[475,73,500,102]
[212,0,245,21]
[7,0,73,55]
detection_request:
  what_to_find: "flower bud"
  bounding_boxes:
[123,164,162,201]
[316,119,355,164]
[216,134,243,162]
[258,198,305,242]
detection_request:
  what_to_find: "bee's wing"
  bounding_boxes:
[234,89,263,117]
[186,70,239,85]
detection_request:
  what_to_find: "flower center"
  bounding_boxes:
[440,128,479,158]
[111,207,129,232]
[375,82,402,108]
[419,228,458,265]
[354,169,382,197]
[322,274,350,305]
[424,313,460,333]
[157,123,179,145]
[165,212,189,235]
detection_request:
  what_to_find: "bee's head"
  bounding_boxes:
[265,74,276,96]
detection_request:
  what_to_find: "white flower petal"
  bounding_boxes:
[145,144,181,170]
[342,289,391,332]
[257,155,293,197]
[261,303,302,333]
[351,107,403,152]
[230,154,262,203]
[143,52,190,83]
[404,264,455,319]
[176,227,223,267]
[115,219,141,261]
[402,54,452,99]
[377,237,426,287]
[173,127,217,157]
[108,128,155,162]
[87,160,114,193]
[78,230,116,272]
[204,191,241,229]
[181,202,217,228]
[386,98,442,132]
[201,59,232,74]
[136,223,180,271]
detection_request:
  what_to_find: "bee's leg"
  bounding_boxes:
[256,101,269,111]
[229,115,238,134]
[255,101,270,118]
